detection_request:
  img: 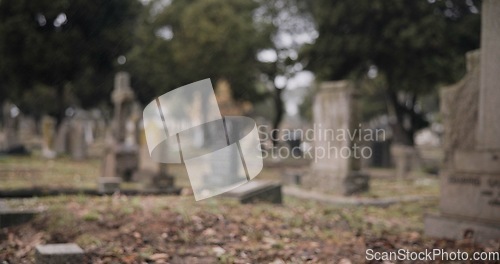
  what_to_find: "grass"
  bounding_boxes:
[3,154,494,263]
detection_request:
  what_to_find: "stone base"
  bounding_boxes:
[281,171,301,185]
[302,170,370,196]
[115,148,138,182]
[425,213,500,243]
[35,243,84,264]
[224,181,282,204]
[98,177,121,194]
[390,144,421,178]
[141,173,175,192]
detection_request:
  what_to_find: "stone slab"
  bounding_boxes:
[35,243,84,264]
[98,177,121,194]
[281,171,302,185]
[425,213,500,244]
[284,186,436,206]
[224,180,282,204]
[0,209,39,228]
[0,201,40,228]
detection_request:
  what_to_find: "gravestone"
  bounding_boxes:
[0,200,40,228]
[134,124,175,192]
[68,117,88,160]
[35,243,84,264]
[425,0,500,242]
[302,81,369,195]
[54,112,89,160]
[391,144,421,178]
[54,119,70,155]
[100,72,139,190]
[2,102,21,150]
[19,115,37,148]
[41,115,56,159]
[224,180,282,204]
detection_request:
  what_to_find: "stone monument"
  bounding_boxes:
[100,72,139,192]
[134,123,175,192]
[41,115,56,159]
[425,0,500,242]
[2,102,21,150]
[302,81,369,195]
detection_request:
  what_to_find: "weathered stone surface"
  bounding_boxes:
[225,181,282,204]
[35,243,84,264]
[439,171,500,223]
[439,50,480,161]
[453,150,500,174]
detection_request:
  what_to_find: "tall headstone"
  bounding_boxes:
[54,119,70,155]
[100,72,139,188]
[302,81,369,195]
[19,115,37,148]
[41,116,56,159]
[2,102,21,150]
[68,118,88,160]
[425,0,500,242]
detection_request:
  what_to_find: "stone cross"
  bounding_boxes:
[111,72,136,143]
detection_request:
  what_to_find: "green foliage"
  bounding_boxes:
[126,0,269,104]
[303,0,480,90]
[301,0,480,144]
[0,0,140,116]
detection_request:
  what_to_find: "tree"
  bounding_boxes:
[301,0,480,145]
[127,0,268,106]
[255,0,315,146]
[0,0,141,120]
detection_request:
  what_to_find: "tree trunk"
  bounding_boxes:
[55,83,66,127]
[271,87,284,146]
[386,88,428,146]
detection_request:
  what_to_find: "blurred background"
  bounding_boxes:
[1,0,495,263]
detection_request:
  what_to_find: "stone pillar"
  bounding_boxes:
[477,0,500,149]
[302,81,369,195]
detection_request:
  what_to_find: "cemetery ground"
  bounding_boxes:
[0,155,498,263]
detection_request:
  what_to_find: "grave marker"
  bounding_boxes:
[425,0,500,242]
[302,81,369,195]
